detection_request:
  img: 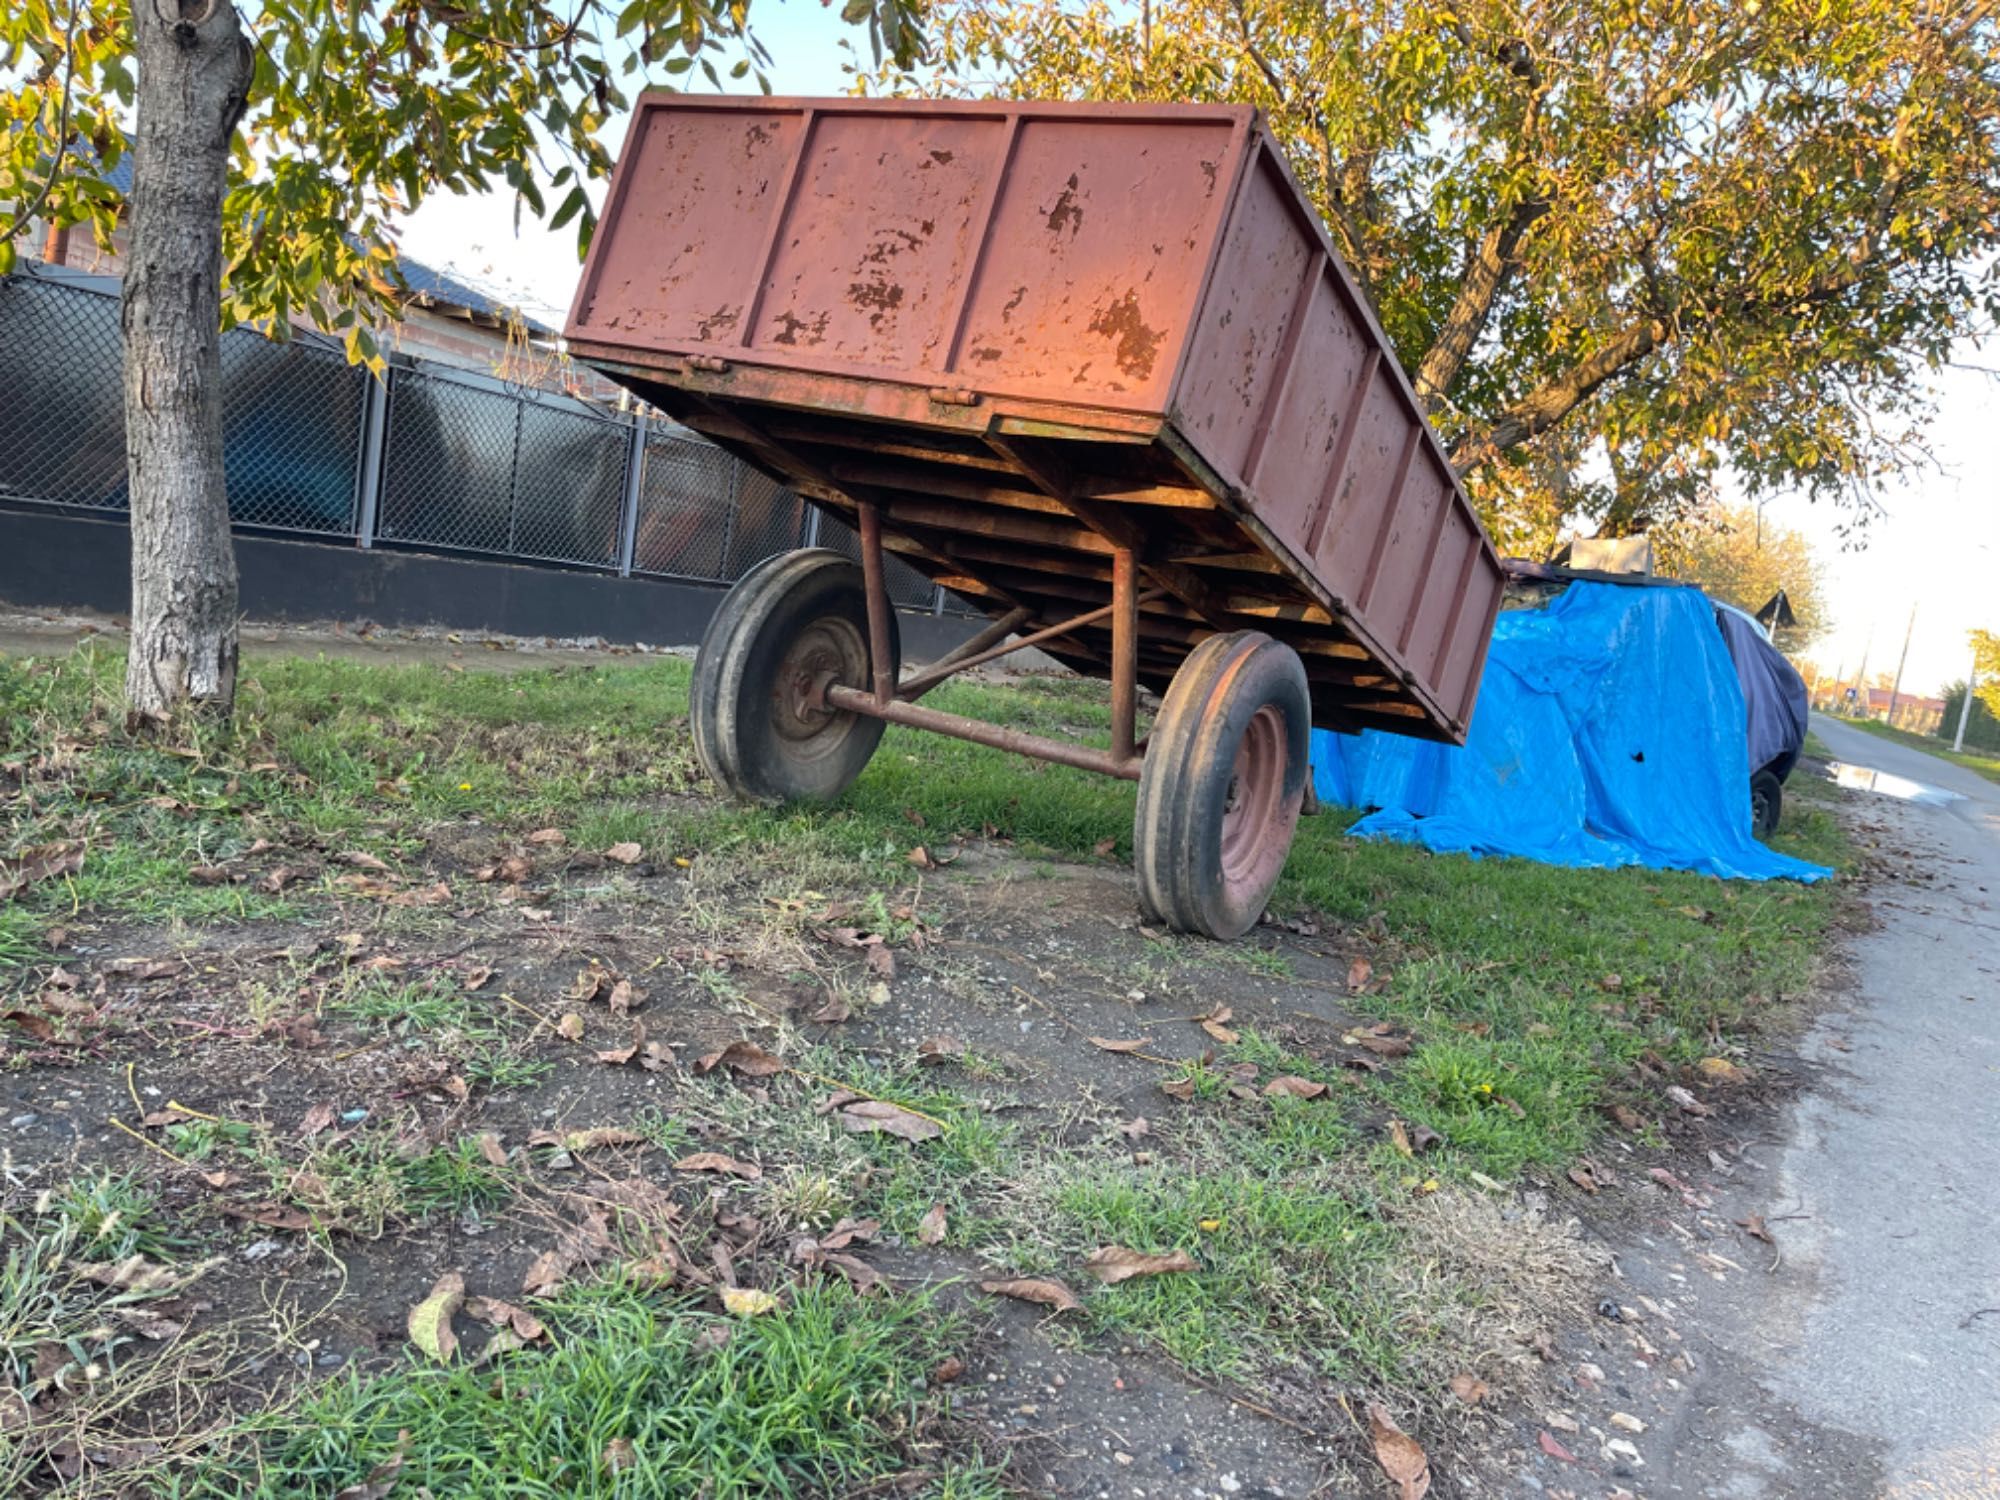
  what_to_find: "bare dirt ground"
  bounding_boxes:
[0,626,1854,1498]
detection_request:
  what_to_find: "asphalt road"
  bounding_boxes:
[1765,715,2000,1497]
[1573,716,2000,1499]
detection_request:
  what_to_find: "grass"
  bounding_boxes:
[174,1280,997,1499]
[0,637,1854,1488]
[1841,714,2000,784]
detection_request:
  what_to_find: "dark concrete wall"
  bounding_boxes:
[0,506,979,658]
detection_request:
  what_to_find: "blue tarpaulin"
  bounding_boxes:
[1311,581,1830,881]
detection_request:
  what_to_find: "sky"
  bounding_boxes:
[393,3,2000,700]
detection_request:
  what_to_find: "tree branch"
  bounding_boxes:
[1,0,84,250]
[1450,250,1884,477]
[1412,26,1546,411]
[1413,194,1547,411]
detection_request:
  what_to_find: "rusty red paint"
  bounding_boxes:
[569,96,1505,744]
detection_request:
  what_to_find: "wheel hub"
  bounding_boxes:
[773,618,866,746]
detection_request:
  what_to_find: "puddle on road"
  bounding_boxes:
[1825,762,1965,807]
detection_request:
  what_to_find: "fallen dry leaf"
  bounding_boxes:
[1199,1006,1239,1045]
[915,1034,959,1065]
[463,966,495,991]
[607,979,640,1015]
[1092,835,1116,857]
[1538,1430,1577,1462]
[1388,1119,1415,1157]
[605,842,643,865]
[1737,1212,1775,1244]
[980,1276,1082,1313]
[674,1151,762,1181]
[696,1040,786,1077]
[1083,1246,1198,1284]
[1119,1116,1152,1140]
[810,992,851,1023]
[1160,1076,1196,1102]
[1263,1075,1327,1099]
[932,1354,965,1383]
[1698,1056,1748,1084]
[1448,1373,1490,1405]
[838,1099,943,1142]
[0,842,85,901]
[1607,1103,1647,1132]
[526,828,566,846]
[597,1018,646,1065]
[1665,1084,1713,1116]
[331,1433,410,1500]
[474,1132,508,1167]
[720,1286,780,1317]
[556,1012,586,1042]
[1089,1036,1148,1054]
[336,851,393,873]
[566,967,610,1003]
[407,1273,465,1363]
[917,1203,948,1245]
[521,1210,614,1295]
[4,1010,57,1042]
[1346,956,1373,993]
[602,1436,637,1474]
[1366,1403,1431,1500]
[297,1101,336,1139]
[866,944,897,981]
[1349,1030,1412,1058]
[464,1294,545,1342]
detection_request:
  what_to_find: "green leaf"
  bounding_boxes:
[549,184,588,231]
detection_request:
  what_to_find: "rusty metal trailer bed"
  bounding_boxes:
[566,96,1505,938]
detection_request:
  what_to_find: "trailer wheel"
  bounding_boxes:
[691,548,898,804]
[1134,631,1310,939]
[1750,769,1783,839]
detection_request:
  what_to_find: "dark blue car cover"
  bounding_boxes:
[1712,606,1810,781]
[1309,581,1829,881]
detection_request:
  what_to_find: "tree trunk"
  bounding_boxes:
[121,1,253,728]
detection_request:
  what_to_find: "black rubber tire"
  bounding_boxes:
[1134,631,1311,939]
[690,549,898,804]
[1750,769,1783,839]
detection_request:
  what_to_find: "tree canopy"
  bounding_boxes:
[862,0,2000,551]
[2,0,925,364]
[1974,628,2000,715]
[1652,502,1828,648]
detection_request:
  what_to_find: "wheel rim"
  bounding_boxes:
[771,616,868,768]
[1219,705,1288,904]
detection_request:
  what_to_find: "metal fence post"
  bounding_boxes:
[354,367,392,548]
[717,459,741,573]
[617,411,646,577]
[804,504,823,549]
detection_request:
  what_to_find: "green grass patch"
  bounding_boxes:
[178,1280,995,1499]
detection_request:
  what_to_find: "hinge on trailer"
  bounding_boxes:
[687,355,731,373]
[927,386,979,407]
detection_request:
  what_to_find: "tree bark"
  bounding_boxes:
[1412,195,1547,413]
[122,0,253,728]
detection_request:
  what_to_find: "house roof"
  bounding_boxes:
[44,149,554,337]
[395,258,555,336]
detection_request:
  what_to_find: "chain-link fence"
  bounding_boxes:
[0,260,975,615]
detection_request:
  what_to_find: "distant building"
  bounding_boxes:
[1813,681,1946,735]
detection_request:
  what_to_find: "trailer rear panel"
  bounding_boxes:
[567,96,1503,741]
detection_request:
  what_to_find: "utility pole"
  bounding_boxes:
[1885,605,1917,730]
[1955,651,1979,753]
[1852,637,1872,717]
